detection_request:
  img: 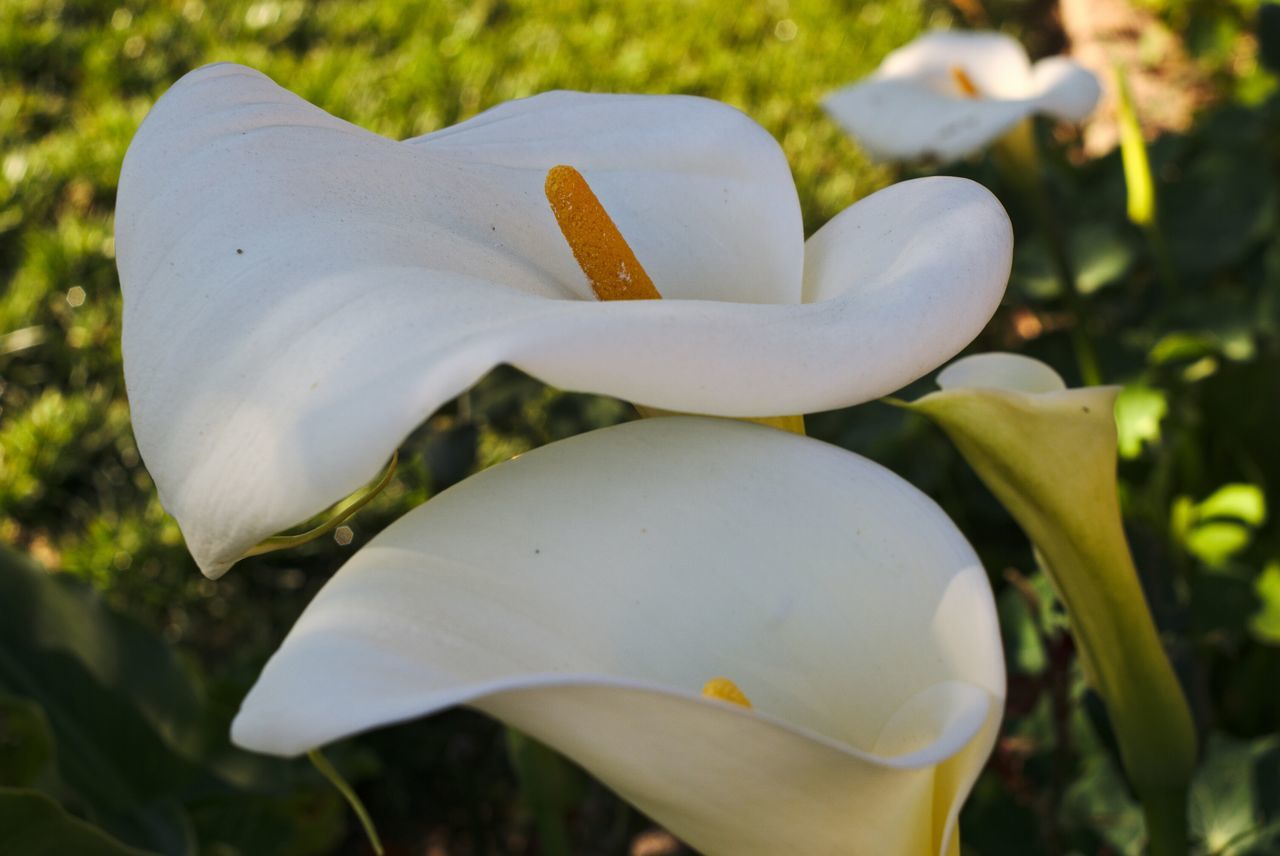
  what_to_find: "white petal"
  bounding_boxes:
[406,89,804,304]
[801,177,1012,384]
[1030,56,1102,122]
[937,352,1066,394]
[877,31,1035,99]
[119,65,1014,576]
[824,78,1034,161]
[232,417,1004,855]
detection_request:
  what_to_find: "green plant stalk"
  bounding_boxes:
[993,119,1103,386]
[903,386,1196,856]
[244,452,398,559]
[505,729,575,856]
[1115,64,1179,298]
[1144,787,1190,856]
[1143,221,1180,300]
[308,749,385,856]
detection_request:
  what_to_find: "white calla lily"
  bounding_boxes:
[116,63,1013,578]
[903,353,1196,849]
[824,31,1101,162]
[232,417,1006,855]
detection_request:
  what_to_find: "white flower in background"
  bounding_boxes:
[824,31,1101,162]
[232,417,1006,856]
[116,63,1012,577]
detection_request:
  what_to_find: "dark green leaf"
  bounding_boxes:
[0,548,201,750]
[0,787,153,856]
[0,694,55,787]
[1260,3,1280,73]
[0,549,203,852]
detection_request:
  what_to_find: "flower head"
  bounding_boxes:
[824,31,1101,162]
[116,63,1012,576]
[232,417,1006,855]
[900,353,1196,803]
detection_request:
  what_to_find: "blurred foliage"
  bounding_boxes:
[2,0,1279,853]
[0,548,345,853]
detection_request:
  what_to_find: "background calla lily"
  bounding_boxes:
[116,62,1013,577]
[900,353,1196,849]
[824,30,1102,162]
[232,417,1006,856]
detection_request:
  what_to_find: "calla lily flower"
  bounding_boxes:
[116,63,1013,578]
[824,31,1101,162]
[232,417,1006,855]
[900,353,1195,847]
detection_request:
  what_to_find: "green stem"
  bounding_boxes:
[1114,64,1179,300]
[1143,788,1189,856]
[505,729,574,856]
[1144,221,1180,300]
[994,119,1103,386]
[308,749,385,856]
[244,451,398,559]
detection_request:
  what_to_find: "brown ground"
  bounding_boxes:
[1058,0,1213,154]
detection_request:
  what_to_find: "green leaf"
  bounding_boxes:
[1190,733,1280,855]
[1162,144,1274,277]
[1198,484,1268,527]
[0,548,201,750]
[0,695,55,787]
[1114,383,1168,460]
[0,548,202,852]
[1174,484,1267,566]
[1251,562,1280,644]
[1064,733,1144,855]
[1011,219,1137,300]
[1187,524,1254,567]
[0,787,153,856]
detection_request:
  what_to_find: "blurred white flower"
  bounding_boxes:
[825,31,1101,161]
[232,417,1006,856]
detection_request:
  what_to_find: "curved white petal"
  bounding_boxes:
[937,352,1066,394]
[1030,56,1102,122]
[801,177,1012,384]
[878,31,1035,98]
[233,417,1005,855]
[118,64,1013,576]
[825,31,1099,161]
[824,78,1035,161]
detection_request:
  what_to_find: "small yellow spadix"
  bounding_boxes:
[544,164,662,301]
[701,677,752,708]
[950,66,981,99]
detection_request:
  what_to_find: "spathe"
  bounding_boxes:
[117,63,1013,576]
[901,353,1196,815]
[825,31,1101,162]
[232,417,1005,856]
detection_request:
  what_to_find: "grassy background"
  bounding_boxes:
[2,0,1280,853]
